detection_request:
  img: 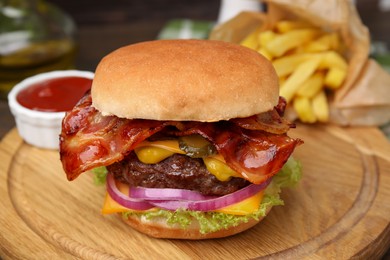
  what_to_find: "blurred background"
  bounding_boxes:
[1,0,389,83]
[0,0,389,129]
[0,0,389,136]
[50,0,389,71]
[47,0,221,71]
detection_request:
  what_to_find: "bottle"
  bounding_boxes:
[0,0,77,99]
[217,0,262,25]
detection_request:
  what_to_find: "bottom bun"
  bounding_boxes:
[119,207,272,240]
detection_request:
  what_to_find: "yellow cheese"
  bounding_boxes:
[134,140,185,164]
[134,146,176,164]
[203,157,240,181]
[102,181,131,214]
[214,191,264,215]
[136,140,184,153]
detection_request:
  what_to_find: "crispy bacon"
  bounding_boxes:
[60,92,302,183]
[177,123,301,184]
[60,93,166,180]
[230,97,294,134]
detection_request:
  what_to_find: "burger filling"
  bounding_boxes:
[60,92,303,234]
[109,152,249,196]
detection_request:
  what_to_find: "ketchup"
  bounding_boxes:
[17,76,92,112]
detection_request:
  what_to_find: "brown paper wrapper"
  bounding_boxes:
[209,0,390,126]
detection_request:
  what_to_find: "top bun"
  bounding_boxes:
[91,39,279,121]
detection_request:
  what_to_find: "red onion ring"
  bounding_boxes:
[107,173,271,212]
[106,174,154,210]
[129,187,216,201]
[147,179,271,211]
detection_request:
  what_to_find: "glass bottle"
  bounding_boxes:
[0,0,77,99]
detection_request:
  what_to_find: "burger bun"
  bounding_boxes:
[120,206,272,239]
[91,40,279,122]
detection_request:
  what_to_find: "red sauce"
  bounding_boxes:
[17,76,92,112]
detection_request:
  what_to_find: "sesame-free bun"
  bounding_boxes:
[91,39,279,121]
[121,206,272,239]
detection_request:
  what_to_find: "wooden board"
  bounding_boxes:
[1,125,390,259]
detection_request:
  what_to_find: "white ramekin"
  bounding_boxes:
[8,70,94,150]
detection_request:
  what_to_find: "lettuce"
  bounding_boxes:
[92,166,108,186]
[264,157,302,197]
[123,194,285,234]
[122,157,302,234]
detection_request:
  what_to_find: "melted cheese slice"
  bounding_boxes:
[102,181,264,216]
[101,181,131,214]
[214,191,264,215]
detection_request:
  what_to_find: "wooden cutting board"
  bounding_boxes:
[1,124,390,259]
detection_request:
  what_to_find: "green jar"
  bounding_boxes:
[0,0,77,99]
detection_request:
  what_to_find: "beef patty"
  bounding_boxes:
[108,152,249,196]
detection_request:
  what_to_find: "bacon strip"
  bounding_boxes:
[60,92,302,183]
[230,97,294,134]
[60,93,166,180]
[179,123,301,184]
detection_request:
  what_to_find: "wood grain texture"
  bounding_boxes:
[1,125,390,259]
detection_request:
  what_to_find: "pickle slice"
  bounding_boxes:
[179,134,217,158]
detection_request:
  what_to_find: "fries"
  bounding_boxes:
[312,90,329,122]
[293,96,317,123]
[240,26,262,50]
[240,19,348,123]
[324,67,347,89]
[296,72,324,98]
[266,29,319,57]
[280,57,321,102]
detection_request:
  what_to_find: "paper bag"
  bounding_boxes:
[209,0,390,126]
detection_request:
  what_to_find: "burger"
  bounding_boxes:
[60,39,303,239]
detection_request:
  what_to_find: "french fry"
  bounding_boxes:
[303,41,329,53]
[265,29,319,57]
[324,33,340,50]
[272,53,313,77]
[318,51,348,70]
[296,72,324,98]
[275,20,315,33]
[258,30,276,47]
[240,26,262,50]
[258,48,273,60]
[239,18,349,124]
[278,76,287,86]
[280,57,321,102]
[324,67,347,89]
[312,90,329,122]
[303,33,341,53]
[293,96,317,123]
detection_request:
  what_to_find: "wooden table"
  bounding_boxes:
[1,1,389,258]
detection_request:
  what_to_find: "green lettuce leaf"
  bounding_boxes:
[92,166,107,186]
[264,157,302,197]
[122,157,302,234]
